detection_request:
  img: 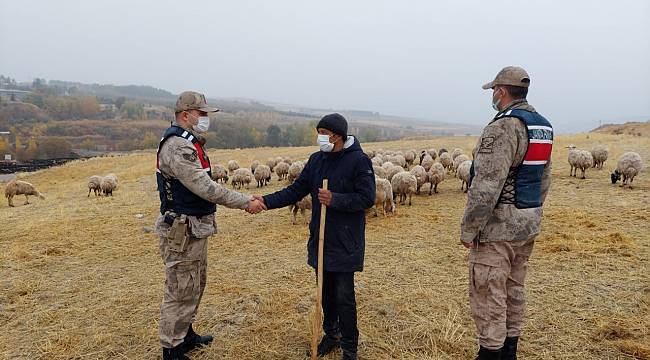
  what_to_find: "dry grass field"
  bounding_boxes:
[1,133,648,359]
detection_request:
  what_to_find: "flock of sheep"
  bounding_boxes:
[2,143,644,218]
[566,145,644,187]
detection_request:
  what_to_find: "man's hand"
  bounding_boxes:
[246,198,266,214]
[318,188,332,206]
[461,240,475,249]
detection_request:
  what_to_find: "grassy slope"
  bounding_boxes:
[0,133,648,359]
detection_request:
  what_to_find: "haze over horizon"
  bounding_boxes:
[1,0,649,134]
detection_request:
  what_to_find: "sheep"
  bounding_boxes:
[453,154,470,174]
[373,165,387,179]
[254,164,272,187]
[231,168,253,189]
[420,154,435,172]
[282,157,293,165]
[227,160,240,173]
[87,175,102,197]
[456,160,473,192]
[439,152,453,172]
[371,157,383,167]
[611,152,643,187]
[251,160,260,172]
[290,196,312,225]
[100,174,118,196]
[438,148,448,156]
[288,161,305,183]
[404,150,417,167]
[410,165,429,194]
[372,176,395,217]
[391,171,417,206]
[212,164,229,183]
[5,180,45,207]
[451,148,463,161]
[591,145,609,169]
[382,162,403,182]
[275,161,290,181]
[420,148,437,164]
[366,150,376,159]
[427,163,446,195]
[388,155,407,169]
[567,145,594,179]
[266,157,278,172]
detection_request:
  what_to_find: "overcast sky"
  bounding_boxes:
[1,0,649,133]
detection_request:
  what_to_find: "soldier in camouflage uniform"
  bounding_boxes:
[460,67,553,360]
[155,91,266,360]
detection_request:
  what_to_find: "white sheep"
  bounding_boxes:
[456,160,473,192]
[373,165,387,179]
[590,145,609,169]
[567,145,593,179]
[453,154,470,173]
[88,175,102,197]
[439,152,453,172]
[391,171,417,206]
[5,180,45,207]
[212,165,229,183]
[275,161,290,181]
[372,176,395,217]
[420,154,434,172]
[611,152,643,188]
[266,157,278,172]
[101,173,118,196]
[290,196,312,225]
[371,157,383,167]
[427,163,446,195]
[451,148,463,161]
[251,160,260,172]
[227,160,240,173]
[231,168,253,189]
[288,161,305,183]
[409,165,428,195]
[254,164,272,187]
[382,162,403,182]
[404,150,417,167]
[388,155,407,169]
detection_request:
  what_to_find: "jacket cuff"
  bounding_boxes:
[460,231,477,244]
[328,192,342,209]
[237,195,253,210]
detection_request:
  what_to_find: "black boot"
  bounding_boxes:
[162,345,190,360]
[181,324,214,353]
[501,337,518,360]
[341,350,358,360]
[317,333,341,356]
[476,346,501,360]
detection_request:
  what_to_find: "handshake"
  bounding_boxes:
[245,195,267,214]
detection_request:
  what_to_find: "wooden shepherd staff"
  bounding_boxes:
[311,179,328,360]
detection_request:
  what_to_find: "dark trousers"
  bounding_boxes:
[320,270,358,354]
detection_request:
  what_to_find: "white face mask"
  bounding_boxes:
[491,87,502,112]
[317,134,334,152]
[187,112,210,133]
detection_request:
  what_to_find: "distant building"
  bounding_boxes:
[0,89,32,102]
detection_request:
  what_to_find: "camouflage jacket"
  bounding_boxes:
[460,101,552,244]
[155,124,250,238]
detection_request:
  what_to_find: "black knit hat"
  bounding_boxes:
[317,113,348,137]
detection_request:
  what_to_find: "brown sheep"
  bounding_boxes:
[5,180,45,207]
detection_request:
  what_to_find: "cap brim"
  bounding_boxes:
[199,106,220,113]
[482,81,495,90]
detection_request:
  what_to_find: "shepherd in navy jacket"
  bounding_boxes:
[258,113,375,360]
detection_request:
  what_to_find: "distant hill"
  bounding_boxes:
[591,120,650,137]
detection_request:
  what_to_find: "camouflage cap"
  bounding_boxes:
[174,91,220,113]
[482,66,530,90]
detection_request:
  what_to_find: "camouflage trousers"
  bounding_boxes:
[468,237,535,350]
[159,234,208,348]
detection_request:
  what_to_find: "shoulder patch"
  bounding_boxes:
[478,136,495,154]
[183,150,198,162]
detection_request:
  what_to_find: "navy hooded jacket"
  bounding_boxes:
[263,137,376,272]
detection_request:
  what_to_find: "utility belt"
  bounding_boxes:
[164,212,190,253]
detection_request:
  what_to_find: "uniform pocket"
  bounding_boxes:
[166,262,199,302]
